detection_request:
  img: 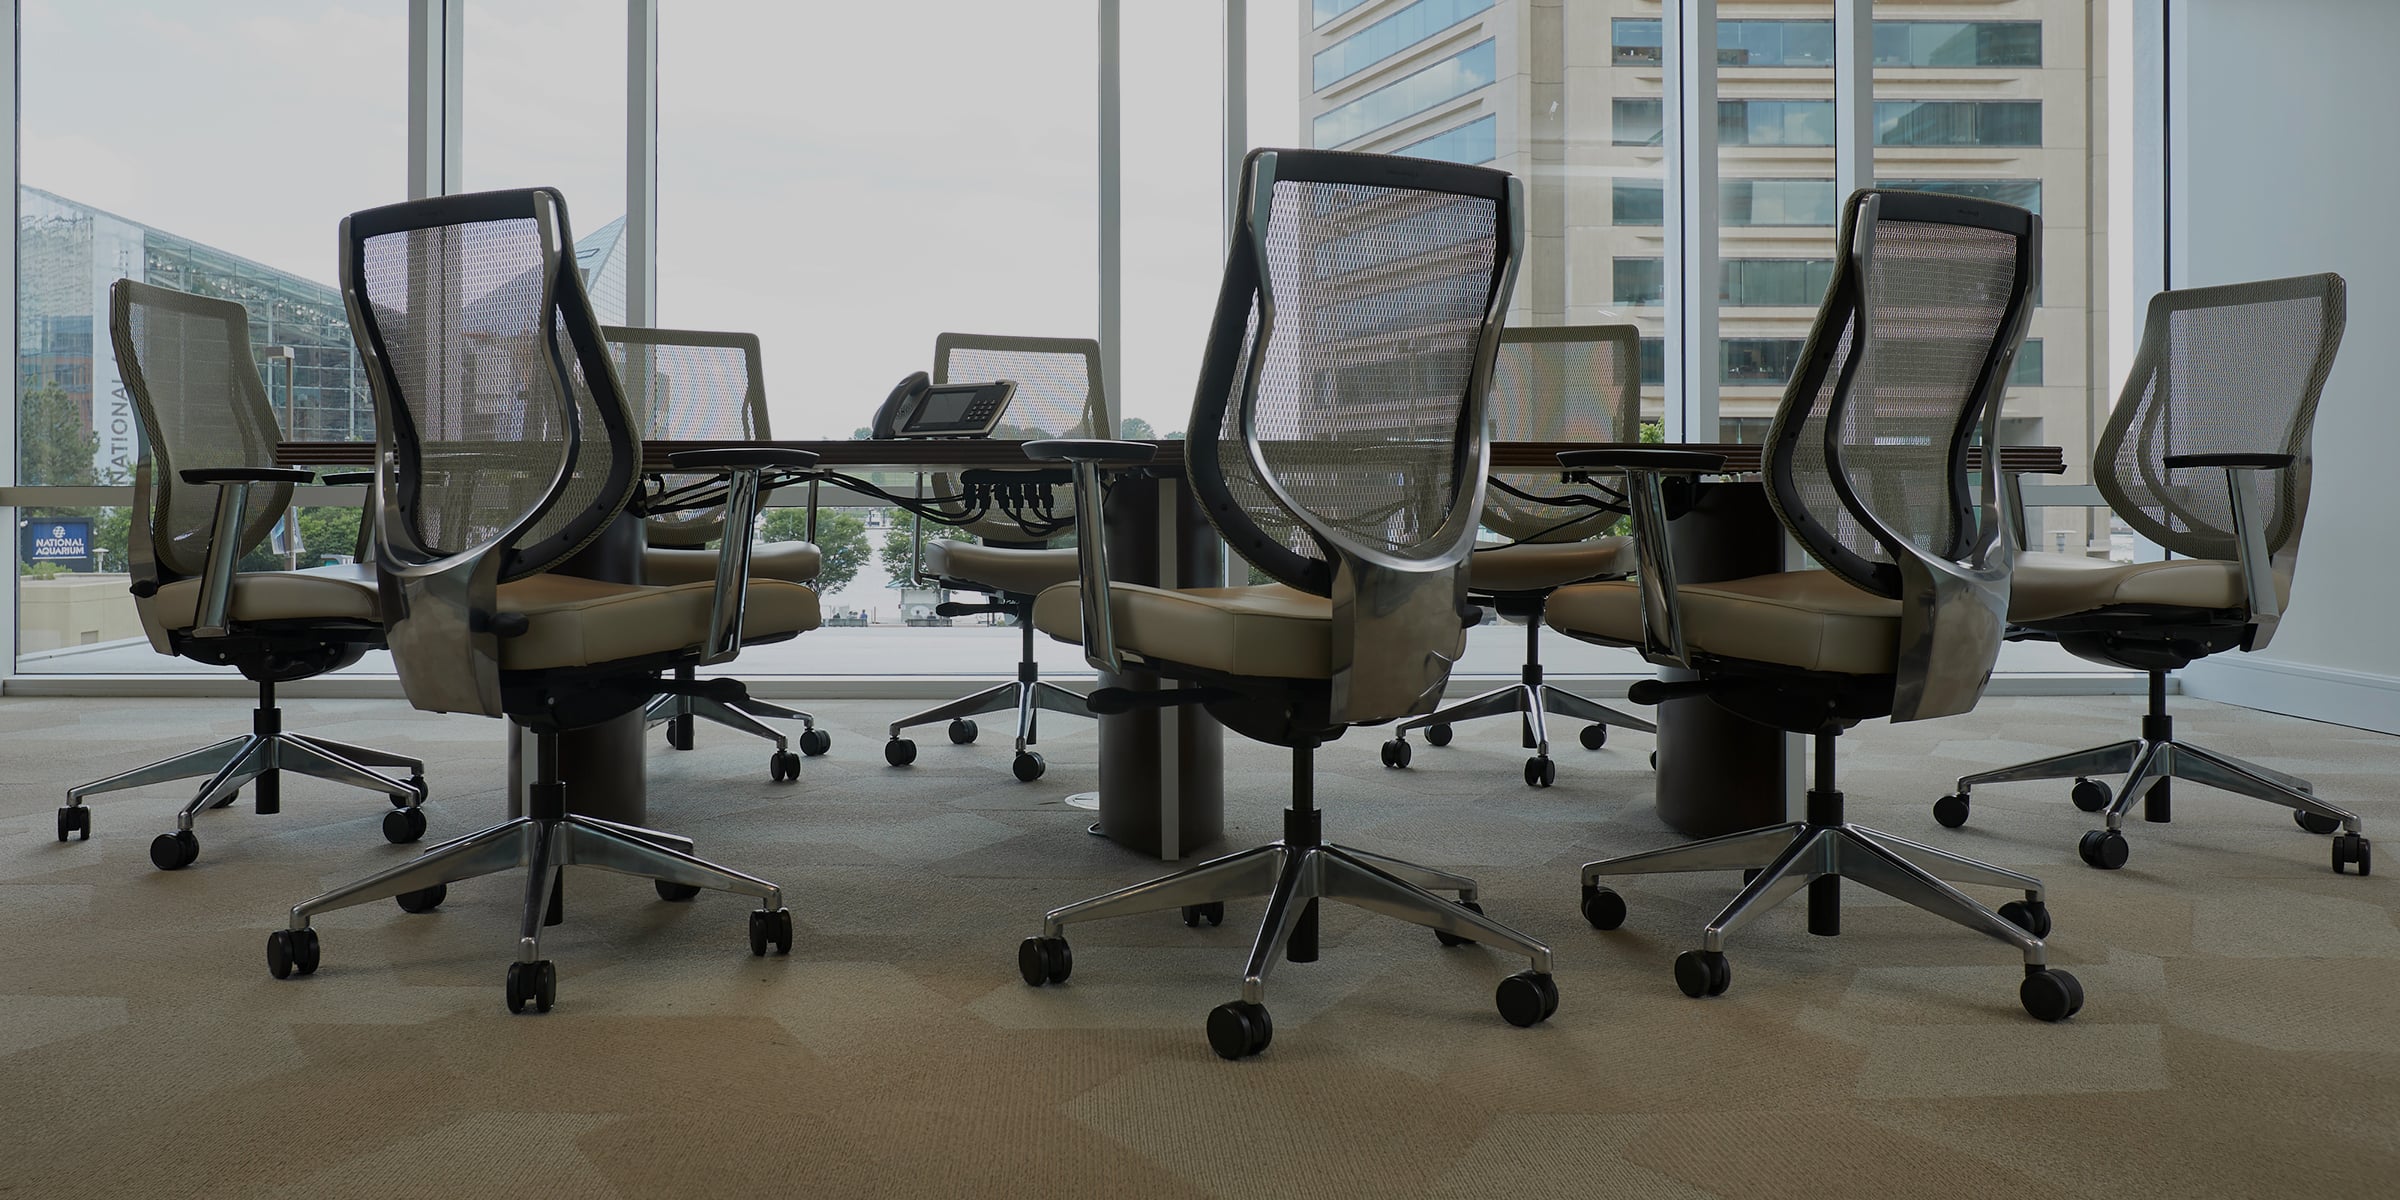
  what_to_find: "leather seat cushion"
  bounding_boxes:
[150,563,381,631]
[926,540,1081,596]
[1471,537,1634,594]
[495,575,819,671]
[1547,571,1902,676]
[1033,582,1333,679]
[2008,551,2288,623]
[643,540,821,586]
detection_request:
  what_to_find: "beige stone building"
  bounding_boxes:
[1300,0,2107,552]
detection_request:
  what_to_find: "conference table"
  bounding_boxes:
[281,437,2065,854]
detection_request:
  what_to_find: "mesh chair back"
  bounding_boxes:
[342,188,636,583]
[1188,151,1514,598]
[2095,274,2344,564]
[933,334,1107,440]
[109,281,291,580]
[606,326,769,547]
[1482,324,1642,545]
[1765,190,2039,598]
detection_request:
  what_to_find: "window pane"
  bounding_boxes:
[1397,114,1498,164]
[1613,258,1665,306]
[466,3,624,256]
[17,1,402,673]
[1313,38,1495,146]
[1612,18,1662,65]
[1875,100,2042,147]
[1613,98,1663,146]
[1612,179,1664,225]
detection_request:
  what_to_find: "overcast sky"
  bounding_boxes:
[22,0,1304,439]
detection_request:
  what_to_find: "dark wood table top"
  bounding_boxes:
[279,439,2069,477]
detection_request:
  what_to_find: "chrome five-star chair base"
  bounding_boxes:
[1581,733,2086,1022]
[645,665,829,781]
[59,679,427,871]
[885,607,1091,783]
[268,733,795,1013]
[1383,614,1653,788]
[1936,670,2368,874]
[1018,747,1559,1059]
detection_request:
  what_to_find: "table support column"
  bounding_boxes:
[1094,474,1225,859]
[1653,483,1791,835]
[509,514,648,824]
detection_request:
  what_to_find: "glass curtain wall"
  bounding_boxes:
[13,0,405,674]
[657,0,1097,676]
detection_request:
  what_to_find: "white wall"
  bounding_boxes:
[2167,0,2400,732]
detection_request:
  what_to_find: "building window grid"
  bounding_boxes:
[1638,337,2043,388]
[1612,18,2040,68]
[1313,38,1496,148]
[1396,114,1497,165]
[1313,0,1493,92]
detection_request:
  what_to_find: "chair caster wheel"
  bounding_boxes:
[2332,832,2372,876]
[1011,751,1046,782]
[1580,884,1627,930]
[387,777,426,809]
[1675,950,1732,998]
[2070,777,2112,813]
[1997,898,2052,938]
[2078,828,2129,870]
[149,830,198,871]
[1423,723,1453,747]
[749,908,795,956]
[948,719,978,745]
[884,738,917,767]
[1933,793,1970,829]
[1495,971,1559,1027]
[396,884,447,913]
[505,959,557,1014]
[769,750,801,782]
[2020,968,2084,1022]
[1649,750,1658,770]
[1579,724,1607,750]
[1181,902,1224,927]
[56,806,90,842]
[1379,738,1411,769]
[1018,936,1072,986]
[1523,756,1556,788]
[1433,899,1485,947]
[265,928,320,979]
[797,728,832,756]
[382,806,427,845]
[1206,1000,1272,1060]
[2295,809,2341,835]
[654,880,702,902]
[665,719,694,752]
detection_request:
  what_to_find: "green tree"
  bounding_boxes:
[1118,416,1155,440]
[882,513,970,588]
[18,381,98,487]
[760,505,869,596]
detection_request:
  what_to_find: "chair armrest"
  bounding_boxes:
[2163,452,2295,471]
[1053,458,1125,673]
[179,466,314,485]
[2164,454,2292,622]
[318,471,374,487]
[1555,448,1727,474]
[1024,438,1157,466]
[667,447,820,471]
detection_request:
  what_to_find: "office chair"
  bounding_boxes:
[1017,148,1557,1060]
[1379,324,1656,787]
[606,325,831,779]
[1555,190,2086,1020]
[1933,274,2366,874]
[57,280,428,871]
[266,187,813,1012]
[881,333,1106,782]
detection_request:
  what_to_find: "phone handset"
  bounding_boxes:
[870,371,931,440]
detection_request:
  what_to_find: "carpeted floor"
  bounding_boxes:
[0,692,2393,1198]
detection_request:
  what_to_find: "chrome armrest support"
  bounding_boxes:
[2164,452,2295,632]
[1025,439,1154,674]
[1558,449,1724,670]
[1996,466,2033,554]
[667,447,819,665]
[174,466,313,638]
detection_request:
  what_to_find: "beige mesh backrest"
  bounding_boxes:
[2095,274,2345,562]
[1189,152,1510,596]
[606,326,768,547]
[1765,189,2037,598]
[1482,325,1642,544]
[110,280,291,580]
[929,333,1105,545]
[345,188,635,582]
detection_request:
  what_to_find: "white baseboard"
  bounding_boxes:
[2179,656,2400,735]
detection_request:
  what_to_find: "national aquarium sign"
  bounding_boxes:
[23,518,92,564]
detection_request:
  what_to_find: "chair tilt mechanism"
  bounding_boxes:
[1014,149,1558,1060]
[61,280,427,872]
[265,188,815,1013]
